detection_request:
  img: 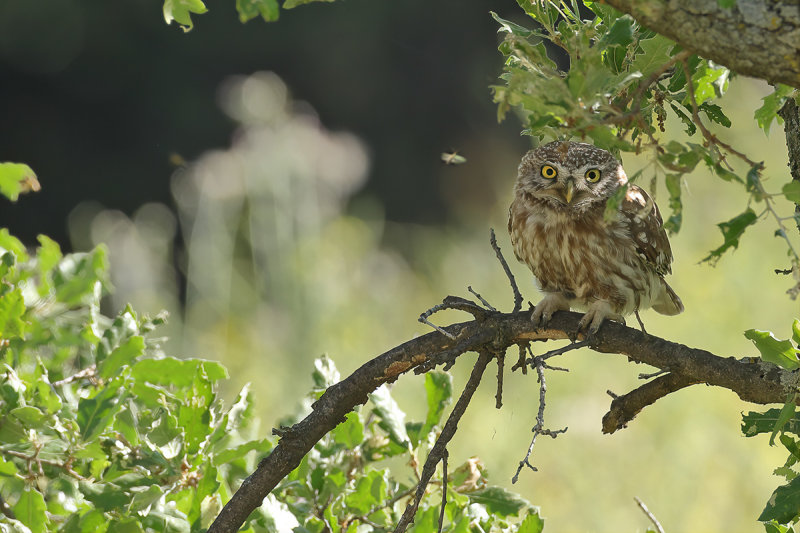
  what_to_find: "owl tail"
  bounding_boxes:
[652,281,684,316]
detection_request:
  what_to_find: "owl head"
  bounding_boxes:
[515,141,628,213]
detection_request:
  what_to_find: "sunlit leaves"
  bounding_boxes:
[236,0,279,22]
[162,0,207,31]
[744,329,800,370]
[0,162,39,202]
[755,85,796,135]
[283,0,336,8]
[702,209,758,264]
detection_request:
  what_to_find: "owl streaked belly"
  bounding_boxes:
[509,196,662,316]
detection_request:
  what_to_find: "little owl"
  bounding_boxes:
[508,140,683,333]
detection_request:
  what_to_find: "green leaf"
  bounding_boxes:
[114,405,140,446]
[760,476,800,523]
[131,357,228,388]
[783,182,800,204]
[283,0,335,9]
[10,406,45,426]
[517,509,545,533]
[12,488,47,531]
[107,519,145,533]
[53,247,110,306]
[330,410,364,449]
[629,35,673,78]
[369,384,410,449]
[793,319,800,346]
[491,12,534,38]
[699,102,731,127]
[236,0,279,22]
[763,519,794,533]
[98,336,145,379]
[691,62,729,104]
[469,487,530,517]
[344,469,388,515]
[770,399,799,445]
[423,371,452,435]
[702,209,758,264]
[80,481,129,512]
[211,438,273,466]
[78,378,126,442]
[745,329,800,370]
[599,15,634,48]
[755,84,794,135]
[177,367,215,455]
[743,409,800,438]
[0,163,38,202]
[0,287,26,339]
[717,0,736,7]
[312,355,340,389]
[163,0,207,31]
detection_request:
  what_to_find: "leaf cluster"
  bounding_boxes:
[492,1,799,265]
[742,319,800,531]
[0,217,542,531]
[268,357,544,532]
[162,0,334,31]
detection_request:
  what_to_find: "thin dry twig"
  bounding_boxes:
[534,339,590,363]
[512,354,568,484]
[1,448,88,482]
[490,228,523,312]
[419,303,458,340]
[394,351,492,533]
[51,365,97,387]
[468,286,497,312]
[635,496,665,533]
[437,450,449,533]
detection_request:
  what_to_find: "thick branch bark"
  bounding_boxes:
[601,0,800,88]
[208,309,797,533]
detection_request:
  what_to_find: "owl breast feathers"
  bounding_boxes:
[508,141,683,333]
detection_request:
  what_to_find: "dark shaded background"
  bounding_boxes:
[0,0,532,248]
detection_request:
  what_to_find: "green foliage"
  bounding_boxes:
[162,0,335,30]
[0,163,38,202]
[743,319,800,530]
[268,363,544,533]
[0,226,268,531]
[491,0,800,266]
[0,212,543,530]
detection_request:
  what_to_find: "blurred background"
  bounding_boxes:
[0,0,795,531]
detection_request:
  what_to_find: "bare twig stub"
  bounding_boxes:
[394,351,492,533]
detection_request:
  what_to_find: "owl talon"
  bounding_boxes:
[530,293,571,329]
[577,301,624,337]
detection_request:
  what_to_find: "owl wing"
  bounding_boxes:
[618,185,673,276]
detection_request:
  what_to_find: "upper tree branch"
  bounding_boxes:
[601,0,800,88]
[208,309,796,533]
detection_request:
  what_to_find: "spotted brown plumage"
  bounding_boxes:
[508,141,683,333]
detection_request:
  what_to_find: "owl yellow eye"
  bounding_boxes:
[541,165,558,179]
[585,168,601,182]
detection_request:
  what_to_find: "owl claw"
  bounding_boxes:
[530,293,571,328]
[577,301,624,337]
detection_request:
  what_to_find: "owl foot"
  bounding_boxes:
[577,301,625,336]
[531,293,571,328]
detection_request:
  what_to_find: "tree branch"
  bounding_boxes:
[601,0,800,89]
[208,308,796,533]
[603,372,698,434]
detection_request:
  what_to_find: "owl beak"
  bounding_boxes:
[563,181,575,204]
